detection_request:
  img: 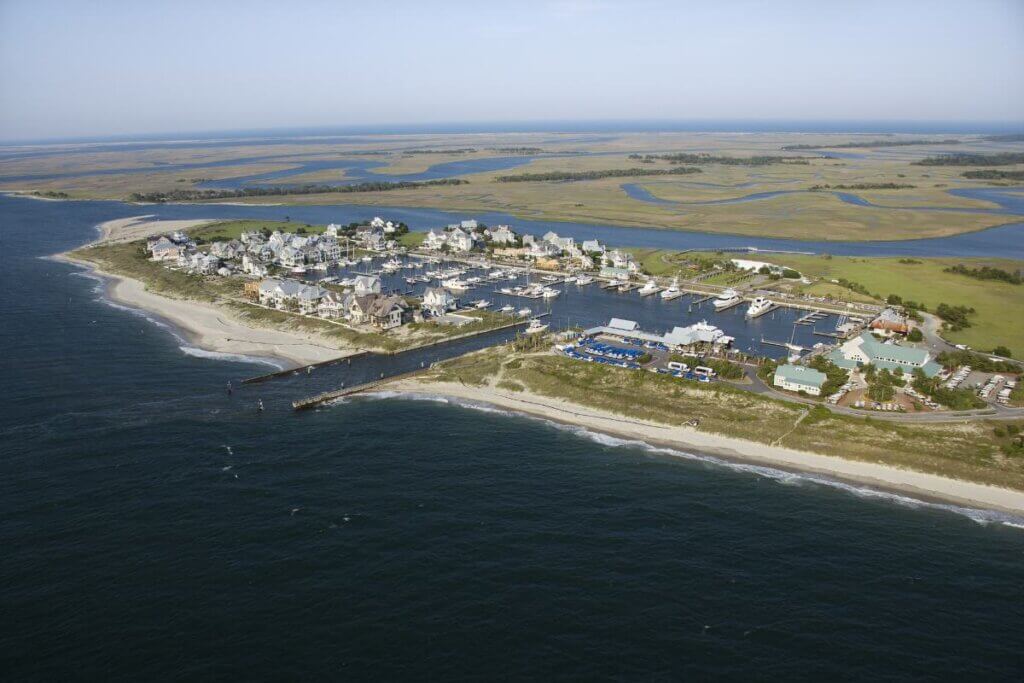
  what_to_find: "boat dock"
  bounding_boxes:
[795,311,829,325]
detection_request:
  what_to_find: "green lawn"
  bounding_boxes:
[189,219,326,242]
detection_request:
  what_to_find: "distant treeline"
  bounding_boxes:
[403,148,477,154]
[944,263,1022,285]
[809,183,916,190]
[981,134,1024,142]
[487,147,545,154]
[495,167,702,182]
[126,178,469,203]
[913,152,1024,166]
[30,190,70,199]
[628,153,808,166]
[782,139,960,150]
[961,169,1024,180]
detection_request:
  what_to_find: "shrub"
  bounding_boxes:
[907,328,924,342]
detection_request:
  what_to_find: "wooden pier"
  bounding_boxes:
[795,311,829,325]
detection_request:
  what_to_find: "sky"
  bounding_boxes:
[0,0,1022,141]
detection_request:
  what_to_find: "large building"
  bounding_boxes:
[584,318,734,349]
[773,364,827,396]
[828,332,941,377]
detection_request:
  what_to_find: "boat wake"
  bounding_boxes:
[364,390,1024,529]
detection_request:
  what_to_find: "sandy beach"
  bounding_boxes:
[387,378,1024,516]
[58,217,356,368]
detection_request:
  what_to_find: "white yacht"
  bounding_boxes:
[575,274,594,286]
[745,296,773,318]
[713,289,742,311]
[474,299,491,309]
[442,278,470,292]
[541,287,560,299]
[500,305,514,313]
[517,307,532,318]
[660,278,683,300]
[290,265,307,274]
[638,279,661,296]
[524,318,549,334]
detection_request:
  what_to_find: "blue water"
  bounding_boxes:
[195,155,541,190]
[3,188,1024,679]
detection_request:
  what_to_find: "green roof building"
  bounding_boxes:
[773,364,827,396]
[828,332,941,377]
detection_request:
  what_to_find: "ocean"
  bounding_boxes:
[2,194,1024,680]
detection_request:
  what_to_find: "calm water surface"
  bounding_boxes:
[2,195,1024,680]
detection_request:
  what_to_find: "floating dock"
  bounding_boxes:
[795,311,829,325]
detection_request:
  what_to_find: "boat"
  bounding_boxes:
[638,280,660,296]
[746,296,773,317]
[405,277,418,285]
[290,266,307,274]
[563,275,577,284]
[442,278,470,292]
[311,262,329,272]
[524,318,549,334]
[541,287,560,299]
[660,278,682,300]
[517,307,532,318]
[500,305,514,313]
[361,255,373,263]
[713,289,742,311]
[575,274,594,285]
[474,299,491,309]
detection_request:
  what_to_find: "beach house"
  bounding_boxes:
[422,287,457,316]
[353,274,381,296]
[773,364,827,396]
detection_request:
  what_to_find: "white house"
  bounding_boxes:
[488,225,517,245]
[422,286,457,316]
[447,228,475,252]
[353,274,382,296]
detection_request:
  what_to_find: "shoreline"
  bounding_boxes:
[58,253,353,368]
[384,378,1024,517]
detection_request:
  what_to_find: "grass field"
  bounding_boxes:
[428,348,1024,488]
[6,132,1022,242]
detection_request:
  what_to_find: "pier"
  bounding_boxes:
[795,311,829,325]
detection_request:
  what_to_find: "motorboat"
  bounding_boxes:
[713,289,742,311]
[500,305,514,313]
[290,265,307,274]
[541,287,560,299]
[575,274,594,285]
[442,278,470,292]
[474,299,491,309]
[524,318,549,334]
[517,307,532,318]
[660,278,682,300]
[638,279,660,296]
[745,296,773,317]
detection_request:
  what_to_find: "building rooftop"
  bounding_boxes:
[775,364,827,388]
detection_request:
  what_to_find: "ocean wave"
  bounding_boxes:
[178,345,284,368]
[371,391,1024,529]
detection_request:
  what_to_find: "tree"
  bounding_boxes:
[993,345,1012,358]
[907,328,923,342]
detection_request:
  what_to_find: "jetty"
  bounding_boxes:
[292,368,428,410]
[241,351,370,385]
